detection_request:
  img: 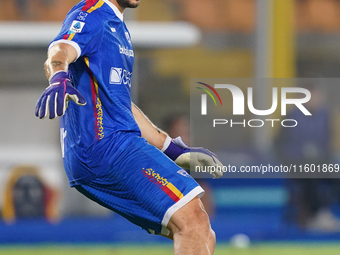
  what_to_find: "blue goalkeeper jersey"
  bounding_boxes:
[49,0,141,186]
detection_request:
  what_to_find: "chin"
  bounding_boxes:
[117,0,140,9]
[131,0,140,8]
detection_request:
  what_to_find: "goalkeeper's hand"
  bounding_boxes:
[162,136,223,179]
[35,70,86,119]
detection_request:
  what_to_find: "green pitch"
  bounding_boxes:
[0,243,340,255]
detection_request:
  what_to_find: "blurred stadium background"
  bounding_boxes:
[2,0,340,254]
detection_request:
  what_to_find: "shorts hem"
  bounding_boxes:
[161,186,205,230]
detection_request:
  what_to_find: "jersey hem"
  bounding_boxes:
[66,131,140,187]
[69,173,97,187]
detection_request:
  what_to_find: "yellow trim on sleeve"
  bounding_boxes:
[87,0,105,13]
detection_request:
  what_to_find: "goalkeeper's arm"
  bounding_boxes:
[132,103,168,150]
[131,103,223,178]
[35,43,86,119]
[44,43,77,80]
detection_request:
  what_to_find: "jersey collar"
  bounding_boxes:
[103,0,124,21]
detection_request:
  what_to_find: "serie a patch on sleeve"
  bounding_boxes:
[69,20,86,33]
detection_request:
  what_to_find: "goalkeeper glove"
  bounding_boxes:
[35,70,86,119]
[162,136,223,179]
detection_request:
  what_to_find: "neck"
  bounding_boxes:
[110,0,124,13]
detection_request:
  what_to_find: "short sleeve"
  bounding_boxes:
[48,10,103,61]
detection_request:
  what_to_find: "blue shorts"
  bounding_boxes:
[74,136,204,235]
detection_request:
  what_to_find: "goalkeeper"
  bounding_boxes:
[35,0,223,254]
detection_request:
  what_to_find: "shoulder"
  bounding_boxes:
[64,0,106,31]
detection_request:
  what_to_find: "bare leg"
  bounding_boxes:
[166,197,216,255]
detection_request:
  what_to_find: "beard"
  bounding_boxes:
[116,0,140,9]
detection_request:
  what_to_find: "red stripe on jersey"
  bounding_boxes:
[63,34,69,40]
[90,77,101,141]
[162,185,180,202]
[82,0,98,12]
[84,59,101,141]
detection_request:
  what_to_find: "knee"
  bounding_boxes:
[185,208,211,235]
[169,199,212,238]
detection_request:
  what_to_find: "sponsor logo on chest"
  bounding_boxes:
[119,45,134,58]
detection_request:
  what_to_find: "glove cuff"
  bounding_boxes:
[172,136,189,149]
[161,136,172,152]
[49,70,71,83]
[162,136,188,161]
